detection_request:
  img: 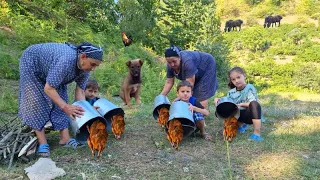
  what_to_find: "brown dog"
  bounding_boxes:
[120,59,143,106]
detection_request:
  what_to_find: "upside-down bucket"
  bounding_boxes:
[152,94,171,120]
[93,98,125,131]
[168,101,196,136]
[69,100,106,137]
[215,97,240,120]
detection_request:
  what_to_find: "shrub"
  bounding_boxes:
[240,27,271,52]
[0,52,19,79]
[295,0,320,15]
[246,16,259,27]
[292,63,320,91]
[295,44,320,63]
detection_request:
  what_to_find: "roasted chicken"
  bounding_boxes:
[157,107,169,128]
[223,116,239,142]
[122,32,133,47]
[86,120,108,159]
[166,118,184,150]
[111,114,125,139]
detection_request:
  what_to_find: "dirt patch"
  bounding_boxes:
[273,55,294,64]
[253,15,318,28]
[311,37,320,43]
[0,26,13,33]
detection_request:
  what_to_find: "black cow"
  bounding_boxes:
[264,15,282,28]
[224,19,244,32]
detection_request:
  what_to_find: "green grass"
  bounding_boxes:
[1,81,319,179]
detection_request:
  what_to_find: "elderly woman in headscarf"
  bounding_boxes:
[160,46,219,140]
[18,42,103,157]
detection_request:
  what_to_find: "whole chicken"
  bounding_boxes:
[111,114,125,139]
[86,120,108,159]
[223,116,239,142]
[122,32,133,47]
[166,118,184,150]
[157,107,169,128]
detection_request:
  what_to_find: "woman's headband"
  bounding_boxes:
[165,46,182,57]
[65,42,103,61]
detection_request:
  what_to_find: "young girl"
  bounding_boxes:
[175,81,212,140]
[214,66,264,141]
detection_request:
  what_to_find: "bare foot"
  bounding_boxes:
[202,133,212,141]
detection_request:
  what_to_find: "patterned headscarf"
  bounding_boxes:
[65,42,103,61]
[165,46,182,57]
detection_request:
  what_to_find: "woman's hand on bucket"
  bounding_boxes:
[62,104,85,120]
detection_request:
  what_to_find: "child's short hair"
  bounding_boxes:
[86,79,99,90]
[176,80,193,92]
[228,66,246,89]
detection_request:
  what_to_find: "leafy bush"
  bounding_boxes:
[249,3,282,18]
[294,16,316,28]
[246,16,259,27]
[295,44,320,63]
[0,30,8,45]
[12,16,61,49]
[295,0,320,15]
[292,63,320,91]
[240,27,271,52]
[0,52,19,79]
[286,28,307,45]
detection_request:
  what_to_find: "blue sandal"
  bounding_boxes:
[37,144,50,157]
[61,138,84,149]
[238,124,248,133]
[248,134,264,141]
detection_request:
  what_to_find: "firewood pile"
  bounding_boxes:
[0,115,37,168]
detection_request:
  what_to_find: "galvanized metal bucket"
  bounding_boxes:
[215,97,240,120]
[93,98,125,131]
[168,101,196,136]
[152,94,171,120]
[70,100,106,137]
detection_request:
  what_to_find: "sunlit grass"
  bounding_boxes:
[246,153,300,179]
[271,116,320,136]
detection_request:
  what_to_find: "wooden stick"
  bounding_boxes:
[8,127,22,169]
[3,147,7,159]
[0,130,14,145]
[16,136,28,154]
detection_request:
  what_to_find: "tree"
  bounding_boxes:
[156,0,220,50]
[118,0,159,47]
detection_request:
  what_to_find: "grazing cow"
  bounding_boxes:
[224,19,244,32]
[264,15,282,28]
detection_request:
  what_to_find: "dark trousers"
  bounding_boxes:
[238,101,261,124]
